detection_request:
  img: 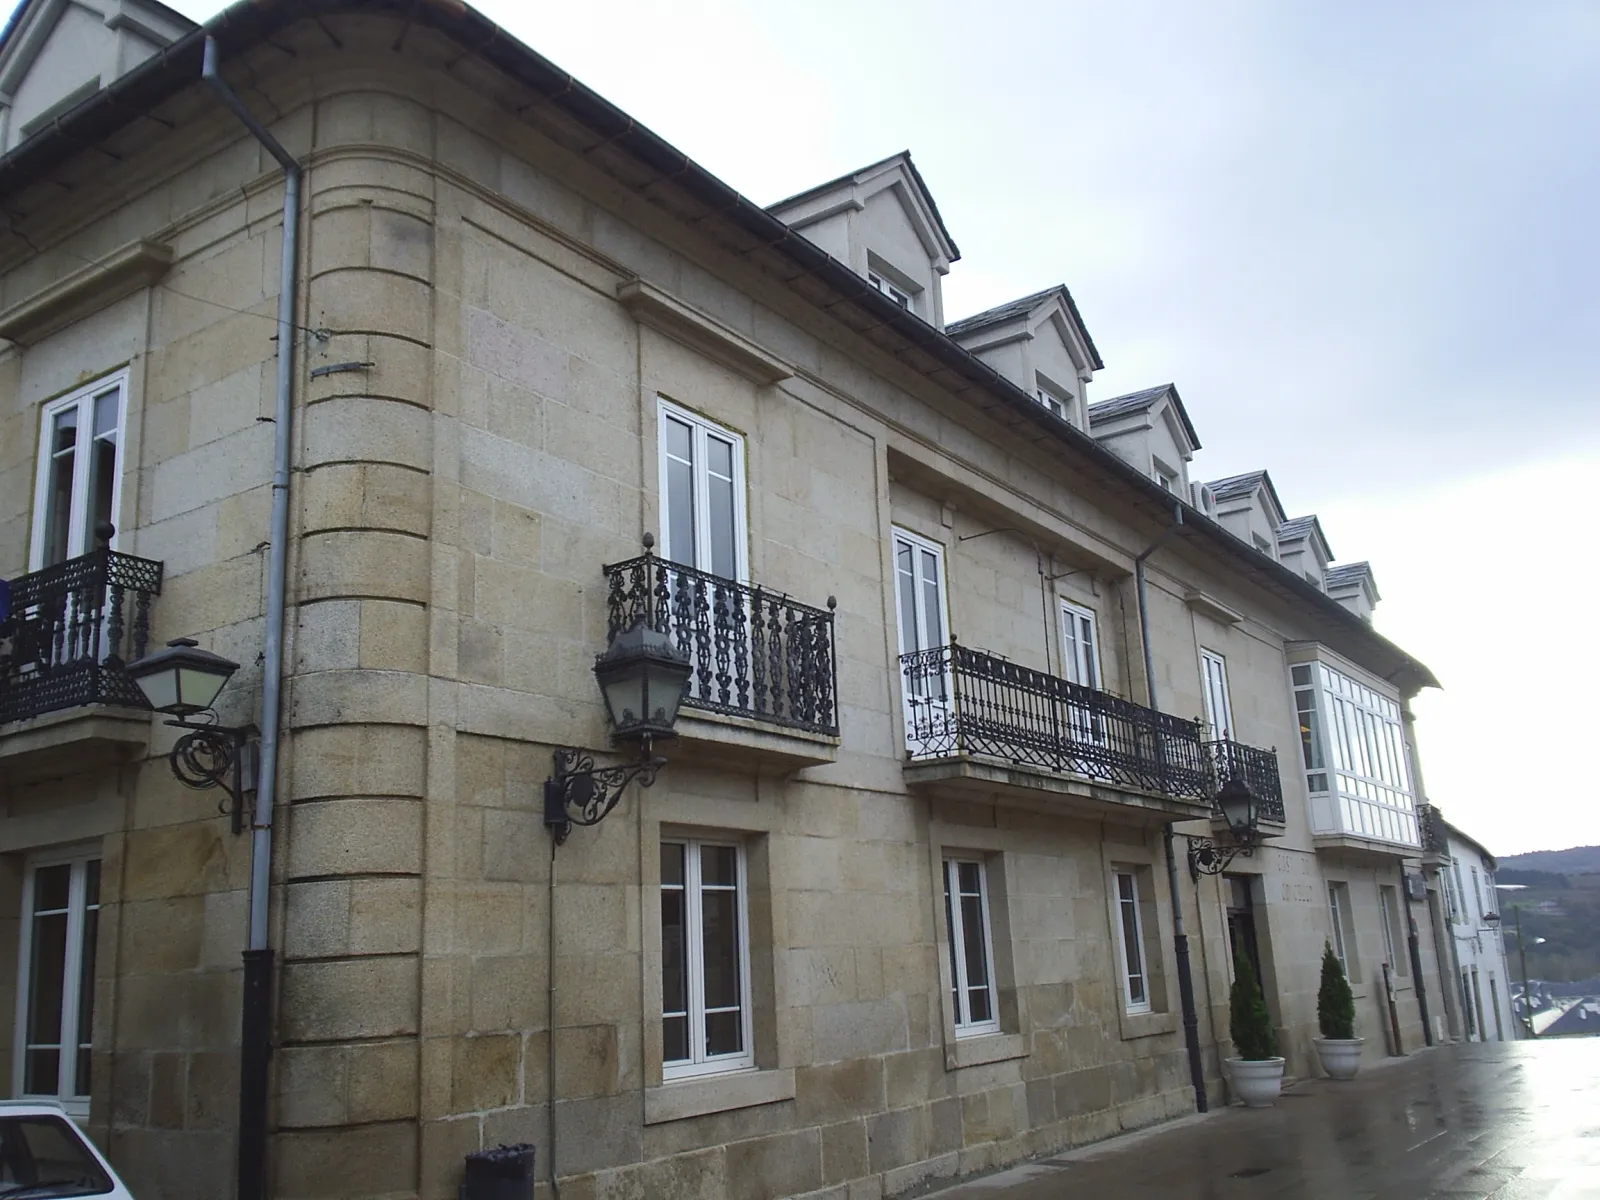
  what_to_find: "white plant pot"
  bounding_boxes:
[1226,1056,1285,1108]
[1314,1037,1364,1080]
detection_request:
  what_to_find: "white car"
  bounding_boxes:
[0,1101,133,1199]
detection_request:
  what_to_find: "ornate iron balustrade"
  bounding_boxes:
[1419,803,1449,857]
[900,642,1209,800]
[604,551,838,736]
[1205,739,1285,824]
[0,549,163,726]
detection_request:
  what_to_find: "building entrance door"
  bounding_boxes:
[1225,875,1262,983]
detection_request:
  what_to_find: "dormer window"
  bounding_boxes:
[1154,468,1176,493]
[1252,534,1275,558]
[1035,387,1068,420]
[868,271,912,310]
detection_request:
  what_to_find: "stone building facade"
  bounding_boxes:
[0,3,1456,1199]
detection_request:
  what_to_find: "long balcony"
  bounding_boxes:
[1205,739,1286,825]
[1,549,163,780]
[899,642,1215,820]
[603,552,839,767]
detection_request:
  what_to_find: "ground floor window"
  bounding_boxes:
[15,854,100,1110]
[1327,881,1358,981]
[1114,870,1151,1013]
[943,858,999,1036]
[660,839,753,1079]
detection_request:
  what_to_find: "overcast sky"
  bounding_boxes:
[31,0,1597,855]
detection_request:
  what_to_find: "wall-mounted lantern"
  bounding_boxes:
[1187,775,1264,876]
[125,637,257,834]
[544,616,692,845]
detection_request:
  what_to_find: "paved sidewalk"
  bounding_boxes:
[927,1040,1600,1199]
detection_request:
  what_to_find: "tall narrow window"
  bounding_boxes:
[1291,665,1328,793]
[1378,885,1399,969]
[657,399,746,582]
[16,854,100,1112]
[894,529,951,755]
[660,839,753,1079]
[1200,650,1233,742]
[31,375,126,569]
[1327,882,1351,979]
[1059,602,1101,689]
[1114,870,1150,1013]
[943,859,999,1036]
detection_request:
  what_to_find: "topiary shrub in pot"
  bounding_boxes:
[1314,940,1364,1080]
[1226,944,1284,1107]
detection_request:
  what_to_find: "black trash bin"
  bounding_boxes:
[459,1143,536,1200]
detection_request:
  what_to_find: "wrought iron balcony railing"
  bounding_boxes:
[1,550,163,726]
[1204,739,1285,824]
[1419,803,1448,857]
[603,551,838,736]
[899,642,1209,800]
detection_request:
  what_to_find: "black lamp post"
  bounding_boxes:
[1187,775,1264,876]
[125,638,258,834]
[544,621,692,845]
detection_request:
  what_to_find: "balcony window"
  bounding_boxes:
[661,839,753,1079]
[16,853,100,1114]
[1291,665,1328,793]
[658,399,745,581]
[1200,649,1232,742]
[31,373,126,570]
[943,858,999,1036]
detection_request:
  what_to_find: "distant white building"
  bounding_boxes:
[1437,820,1517,1040]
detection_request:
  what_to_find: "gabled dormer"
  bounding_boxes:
[0,0,195,153]
[946,286,1103,428]
[1087,384,1201,494]
[1208,470,1286,560]
[1277,515,1334,590]
[1325,562,1380,623]
[767,151,960,328]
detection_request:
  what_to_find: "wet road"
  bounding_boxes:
[930,1040,1600,1199]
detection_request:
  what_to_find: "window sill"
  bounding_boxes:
[944,1032,1028,1071]
[1118,1009,1178,1040]
[644,1067,795,1125]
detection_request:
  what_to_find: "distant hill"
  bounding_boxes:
[1499,846,1600,875]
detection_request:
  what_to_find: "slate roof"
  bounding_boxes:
[1325,562,1373,590]
[1086,384,1199,450]
[1208,471,1270,502]
[1276,516,1318,541]
[766,150,960,262]
[945,285,1104,371]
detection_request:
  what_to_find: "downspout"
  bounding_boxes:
[1134,507,1207,1112]
[202,36,300,1200]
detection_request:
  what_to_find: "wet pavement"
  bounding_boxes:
[930,1040,1600,1199]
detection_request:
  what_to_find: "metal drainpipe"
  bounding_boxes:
[202,36,300,1200]
[1133,507,1207,1112]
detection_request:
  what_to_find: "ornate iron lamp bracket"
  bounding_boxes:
[165,718,258,835]
[544,745,665,845]
[1187,834,1258,878]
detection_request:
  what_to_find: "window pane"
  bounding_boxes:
[35,865,70,914]
[944,865,962,1017]
[896,543,918,655]
[27,911,67,1047]
[663,1014,689,1063]
[85,433,118,549]
[44,410,77,566]
[73,900,97,1098]
[959,891,990,1021]
[661,842,684,888]
[705,1009,743,1057]
[661,889,686,1015]
[664,417,695,565]
[921,553,943,647]
[700,844,737,888]
[706,436,737,579]
[700,889,741,1010]
[25,1050,60,1098]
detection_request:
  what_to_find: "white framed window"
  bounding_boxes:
[1441,865,1459,921]
[1290,665,1328,793]
[660,839,754,1079]
[657,399,747,582]
[1252,533,1275,558]
[1113,870,1151,1014]
[943,858,999,1036]
[1200,649,1233,742]
[15,852,101,1114]
[1059,601,1101,690]
[894,528,952,755]
[30,372,127,569]
[868,270,912,310]
[1378,885,1398,968]
[1035,388,1065,418]
[1327,882,1352,979]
